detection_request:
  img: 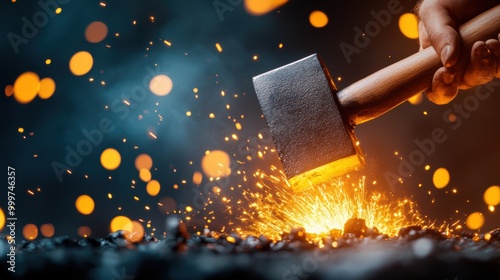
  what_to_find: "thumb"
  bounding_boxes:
[419,3,460,67]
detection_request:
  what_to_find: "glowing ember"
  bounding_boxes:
[399,13,419,39]
[0,208,5,231]
[75,194,95,215]
[466,212,484,230]
[85,21,108,43]
[484,185,500,206]
[69,51,94,76]
[23,224,39,240]
[239,169,421,240]
[309,10,328,28]
[13,71,40,104]
[40,223,55,238]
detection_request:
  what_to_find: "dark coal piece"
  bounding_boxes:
[343,217,367,237]
[398,225,422,237]
[487,228,500,241]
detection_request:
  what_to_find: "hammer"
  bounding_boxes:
[253,5,500,192]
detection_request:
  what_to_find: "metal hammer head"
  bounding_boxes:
[253,54,365,192]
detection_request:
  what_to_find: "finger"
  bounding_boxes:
[485,39,500,78]
[418,1,460,67]
[426,67,459,105]
[418,21,430,51]
[462,41,497,89]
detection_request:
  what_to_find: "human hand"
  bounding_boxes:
[415,0,499,104]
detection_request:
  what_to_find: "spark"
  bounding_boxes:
[99,2,106,7]
[148,131,157,139]
[163,40,172,46]
[215,43,223,52]
[238,170,422,240]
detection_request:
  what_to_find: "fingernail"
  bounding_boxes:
[475,45,491,58]
[442,71,455,85]
[441,45,451,66]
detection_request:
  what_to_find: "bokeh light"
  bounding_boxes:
[13,71,40,104]
[408,92,423,105]
[149,74,173,96]
[0,208,5,231]
[192,171,203,185]
[201,150,231,178]
[4,84,13,97]
[110,215,133,232]
[146,179,161,196]
[69,51,94,76]
[124,221,145,243]
[85,21,108,43]
[433,167,450,189]
[244,0,288,15]
[309,10,328,28]
[23,224,38,240]
[135,153,153,171]
[100,148,121,170]
[75,194,95,215]
[399,13,419,39]
[158,196,177,214]
[466,212,484,230]
[139,168,152,182]
[38,77,56,99]
[40,223,55,238]
[77,226,92,238]
[484,185,500,206]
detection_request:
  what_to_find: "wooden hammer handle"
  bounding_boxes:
[337,4,500,126]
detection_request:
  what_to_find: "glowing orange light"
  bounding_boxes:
[75,194,95,215]
[139,168,152,182]
[100,148,121,170]
[466,212,484,230]
[110,215,133,232]
[55,7,62,14]
[193,171,203,185]
[484,185,500,206]
[215,43,223,52]
[244,0,288,15]
[309,10,328,28]
[4,84,13,97]
[77,226,92,238]
[38,77,56,99]
[146,180,161,196]
[0,208,5,231]
[135,153,153,171]
[23,224,38,240]
[399,13,419,39]
[13,71,40,104]
[201,150,231,178]
[85,21,108,43]
[40,223,55,238]
[69,51,93,76]
[149,74,173,96]
[124,220,144,243]
[45,59,51,65]
[408,92,423,105]
[433,168,450,189]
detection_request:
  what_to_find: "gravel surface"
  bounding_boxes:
[1,217,499,280]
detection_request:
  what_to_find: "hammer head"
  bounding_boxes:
[253,54,365,192]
